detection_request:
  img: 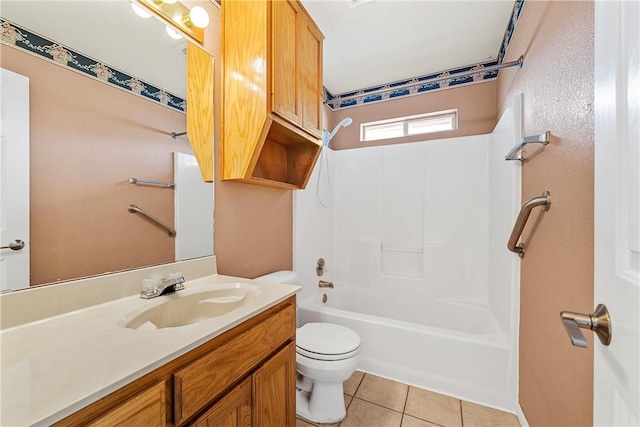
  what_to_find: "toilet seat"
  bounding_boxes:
[297,323,361,361]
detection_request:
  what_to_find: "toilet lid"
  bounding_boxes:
[296,323,361,360]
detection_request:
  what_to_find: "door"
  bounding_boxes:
[252,342,296,427]
[594,1,639,425]
[0,68,30,292]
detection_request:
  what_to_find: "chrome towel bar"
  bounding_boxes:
[505,131,551,162]
[129,178,175,188]
[128,204,176,237]
[508,190,551,258]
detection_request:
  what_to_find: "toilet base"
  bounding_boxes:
[295,380,347,424]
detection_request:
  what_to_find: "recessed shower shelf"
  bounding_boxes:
[505,131,551,162]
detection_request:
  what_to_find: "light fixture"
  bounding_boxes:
[130,2,152,18]
[184,6,209,29]
[134,0,207,44]
[165,25,184,40]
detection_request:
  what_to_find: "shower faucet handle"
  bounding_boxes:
[316,258,327,276]
[560,304,612,348]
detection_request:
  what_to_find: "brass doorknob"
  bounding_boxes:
[560,304,612,348]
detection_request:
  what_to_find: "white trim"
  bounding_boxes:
[511,93,524,424]
[516,402,530,427]
[292,191,298,273]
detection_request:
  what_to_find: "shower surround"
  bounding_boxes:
[294,109,521,411]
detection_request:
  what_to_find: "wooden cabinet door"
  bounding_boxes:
[86,381,169,427]
[298,16,323,138]
[252,343,296,427]
[271,0,301,126]
[192,378,251,427]
[173,304,295,424]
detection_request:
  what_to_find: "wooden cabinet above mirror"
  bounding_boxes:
[222,0,324,190]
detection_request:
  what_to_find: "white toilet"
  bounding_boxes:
[256,271,362,424]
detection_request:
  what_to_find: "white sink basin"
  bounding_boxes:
[118,283,261,330]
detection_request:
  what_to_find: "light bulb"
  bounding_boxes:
[189,6,209,28]
[165,25,184,40]
[164,0,178,3]
[130,2,152,18]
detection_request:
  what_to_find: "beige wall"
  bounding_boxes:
[497,1,595,425]
[327,81,497,150]
[202,4,293,278]
[1,45,189,286]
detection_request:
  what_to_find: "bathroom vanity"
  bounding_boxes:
[61,297,296,426]
[0,258,300,426]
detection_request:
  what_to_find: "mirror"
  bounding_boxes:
[0,1,214,289]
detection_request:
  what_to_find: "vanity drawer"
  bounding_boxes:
[86,380,170,427]
[173,303,295,424]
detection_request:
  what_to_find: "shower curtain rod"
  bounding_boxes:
[324,55,524,105]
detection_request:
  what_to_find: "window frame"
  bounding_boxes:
[360,109,458,142]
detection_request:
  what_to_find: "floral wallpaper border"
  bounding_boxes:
[325,0,526,110]
[0,18,186,113]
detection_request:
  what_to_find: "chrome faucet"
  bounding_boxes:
[140,275,185,299]
[318,280,334,289]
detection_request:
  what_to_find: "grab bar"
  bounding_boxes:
[129,178,175,188]
[505,131,551,162]
[508,191,551,258]
[128,204,176,237]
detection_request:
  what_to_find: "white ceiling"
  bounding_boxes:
[3,1,515,100]
[301,0,515,95]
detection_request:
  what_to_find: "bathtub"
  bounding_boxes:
[297,288,515,411]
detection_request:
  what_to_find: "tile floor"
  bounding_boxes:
[296,371,521,427]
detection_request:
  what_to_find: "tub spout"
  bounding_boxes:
[319,280,334,289]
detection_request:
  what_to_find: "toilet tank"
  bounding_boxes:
[255,270,298,285]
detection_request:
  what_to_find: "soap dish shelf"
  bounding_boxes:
[505,131,551,162]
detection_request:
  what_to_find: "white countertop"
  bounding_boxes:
[0,274,300,426]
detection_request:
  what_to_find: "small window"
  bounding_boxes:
[360,110,457,142]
